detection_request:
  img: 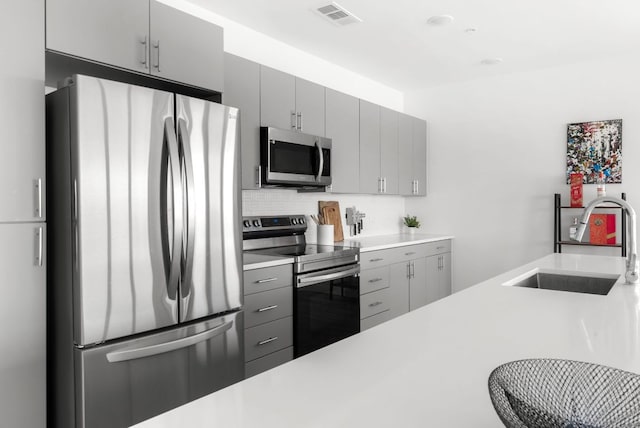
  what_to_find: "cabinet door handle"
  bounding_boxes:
[257,337,278,346]
[382,177,387,193]
[413,180,416,195]
[35,227,43,267]
[369,258,384,262]
[153,40,161,71]
[297,112,302,130]
[140,36,148,69]
[369,301,383,307]
[34,178,42,218]
[256,277,278,284]
[257,305,278,313]
[291,112,297,130]
[410,261,415,278]
[368,278,383,283]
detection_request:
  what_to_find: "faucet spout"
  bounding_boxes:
[570,196,639,284]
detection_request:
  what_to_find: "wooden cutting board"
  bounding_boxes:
[319,201,344,242]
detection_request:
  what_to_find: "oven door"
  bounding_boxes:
[294,264,360,358]
[261,127,331,187]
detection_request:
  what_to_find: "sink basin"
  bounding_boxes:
[489,359,640,428]
[503,269,619,295]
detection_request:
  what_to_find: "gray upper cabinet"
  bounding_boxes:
[359,100,381,194]
[260,66,325,136]
[223,53,261,190]
[325,89,359,193]
[46,0,223,91]
[399,113,427,196]
[46,0,148,74]
[1,0,45,223]
[149,0,223,91]
[380,107,399,194]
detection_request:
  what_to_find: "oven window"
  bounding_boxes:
[294,274,360,358]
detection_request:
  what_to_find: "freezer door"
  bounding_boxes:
[76,312,243,428]
[176,96,242,321]
[69,75,180,345]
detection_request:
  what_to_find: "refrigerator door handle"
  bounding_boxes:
[162,118,183,301]
[105,320,234,363]
[177,119,196,298]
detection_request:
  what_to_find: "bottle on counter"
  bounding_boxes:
[596,171,606,197]
[569,217,579,240]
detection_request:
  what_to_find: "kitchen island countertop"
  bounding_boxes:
[134,253,640,427]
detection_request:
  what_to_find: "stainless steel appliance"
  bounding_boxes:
[243,215,360,358]
[260,126,332,188]
[46,75,243,428]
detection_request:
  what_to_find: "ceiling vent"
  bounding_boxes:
[315,2,362,26]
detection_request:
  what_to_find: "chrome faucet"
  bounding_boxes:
[571,196,639,284]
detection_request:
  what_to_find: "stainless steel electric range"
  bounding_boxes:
[243,215,360,358]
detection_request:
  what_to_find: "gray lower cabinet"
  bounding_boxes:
[260,66,325,136]
[399,113,427,196]
[243,264,294,377]
[360,240,452,325]
[0,223,46,427]
[223,53,261,190]
[46,0,223,91]
[325,89,359,193]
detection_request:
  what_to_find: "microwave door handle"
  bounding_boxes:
[315,140,323,182]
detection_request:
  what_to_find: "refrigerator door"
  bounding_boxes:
[176,96,242,321]
[70,75,181,345]
[76,311,244,428]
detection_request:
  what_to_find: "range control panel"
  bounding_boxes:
[242,215,307,233]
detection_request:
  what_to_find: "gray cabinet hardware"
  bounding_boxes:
[257,305,278,313]
[257,337,278,346]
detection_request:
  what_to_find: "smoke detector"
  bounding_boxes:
[314,2,362,26]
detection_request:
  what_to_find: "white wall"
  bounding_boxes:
[161,0,403,110]
[405,55,640,292]
[243,190,406,243]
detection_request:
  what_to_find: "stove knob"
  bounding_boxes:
[298,217,305,224]
[243,220,251,228]
[253,220,260,227]
[291,218,297,225]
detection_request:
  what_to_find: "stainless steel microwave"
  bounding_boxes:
[260,127,331,188]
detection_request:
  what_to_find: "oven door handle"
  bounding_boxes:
[297,265,360,288]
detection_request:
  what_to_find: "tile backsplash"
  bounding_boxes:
[242,189,407,242]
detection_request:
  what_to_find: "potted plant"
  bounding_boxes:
[403,215,421,234]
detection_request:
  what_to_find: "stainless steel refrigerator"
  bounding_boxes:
[46,75,244,428]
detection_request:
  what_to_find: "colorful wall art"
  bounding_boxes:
[566,119,622,184]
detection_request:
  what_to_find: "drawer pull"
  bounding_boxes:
[405,252,416,256]
[369,258,384,262]
[257,305,278,313]
[256,277,278,284]
[369,301,383,307]
[257,337,278,346]
[368,278,383,283]
[436,246,445,250]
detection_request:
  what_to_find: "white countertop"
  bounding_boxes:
[341,232,454,252]
[242,253,295,271]
[135,253,640,427]
[243,233,453,269]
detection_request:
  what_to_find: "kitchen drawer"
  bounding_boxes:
[244,286,292,328]
[360,288,390,319]
[360,249,403,270]
[361,310,391,331]
[244,264,293,295]
[423,240,451,257]
[244,316,293,362]
[396,243,429,260]
[245,347,293,378]
[360,267,389,295]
